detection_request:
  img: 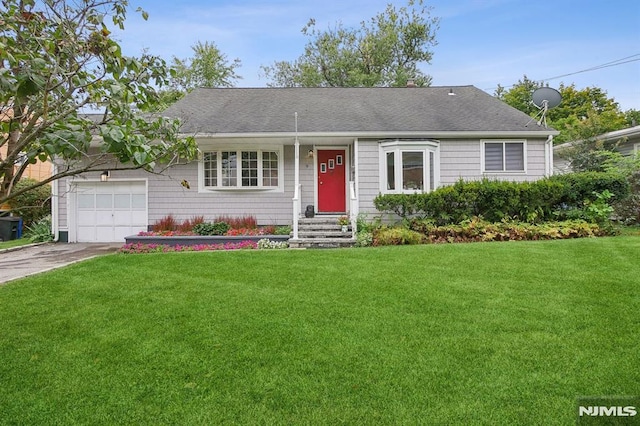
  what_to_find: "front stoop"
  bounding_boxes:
[289,217,356,249]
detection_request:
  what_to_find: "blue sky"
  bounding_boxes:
[116,0,640,111]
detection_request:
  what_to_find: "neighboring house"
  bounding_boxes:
[0,109,52,212]
[553,125,640,173]
[0,143,51,182]
[53,86,558,243]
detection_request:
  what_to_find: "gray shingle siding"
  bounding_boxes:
[356,140,381,216]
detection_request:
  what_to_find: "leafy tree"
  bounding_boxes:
[0,0,198,207]
[170,41,241,91]
[494,75,540,116]
[625,108,640,127]
[261,0,439,87]
[142,41,242,112]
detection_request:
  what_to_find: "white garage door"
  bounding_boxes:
[75,181,147,242]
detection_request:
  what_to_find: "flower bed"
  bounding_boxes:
[132,215,291,248]
[124,234,289,248]
[119,241,258,254]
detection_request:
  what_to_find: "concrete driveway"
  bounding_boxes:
[0,243,122,284]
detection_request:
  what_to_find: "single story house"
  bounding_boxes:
[53,86,558,243]
[554,125,640,173]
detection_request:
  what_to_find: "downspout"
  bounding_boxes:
[545,135,554,177]
[293,112,300,240]
[51,161,59,242]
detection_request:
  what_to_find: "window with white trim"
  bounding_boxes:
[380,141,439,194]
[483,141,526,172]
[201,148,282,190]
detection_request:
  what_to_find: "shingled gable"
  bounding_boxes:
[162,86,555,136]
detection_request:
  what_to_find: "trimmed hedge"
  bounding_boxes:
[374,172,629,225]
[548,171,630,206]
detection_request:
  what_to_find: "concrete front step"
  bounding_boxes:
[298,230,352,238]
[289,238,356,249]
[299,216,342,222]
[299,224,348,231]
[293,216,355,248]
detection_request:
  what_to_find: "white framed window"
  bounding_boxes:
[379,140,439,194]
[200,147,283,191]
[482,140,526,173]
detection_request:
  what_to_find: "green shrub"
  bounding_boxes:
[612,170,640,224]
[25,215,53,243]
[355,231,373,247]
[356,213,383,234]
[372,227,424,246]
[375,173,628,225]
[549,171,629,207]
[193,222,230,236]
[407,217,610,243]
[7,178,51,227]
[274,225,292,235]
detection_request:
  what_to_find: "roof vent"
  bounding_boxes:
[448,88,456,96]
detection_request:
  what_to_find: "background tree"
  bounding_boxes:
[143,41,242,112]
[261,0,439,87]
[0,0,198,207]
[171,41,241,90]
[625,109,640,127]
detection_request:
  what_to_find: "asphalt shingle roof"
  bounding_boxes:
[163,86,551,135]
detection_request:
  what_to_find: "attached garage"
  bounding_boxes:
[70,180,147,242]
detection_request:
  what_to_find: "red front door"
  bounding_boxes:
[317,149,346,213]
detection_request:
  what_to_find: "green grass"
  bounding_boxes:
[615,224,640,236]
[1,237,639,424]
[0,237,31,250]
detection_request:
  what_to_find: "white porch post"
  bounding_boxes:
[350,138,359,237]
[292,112,300,239]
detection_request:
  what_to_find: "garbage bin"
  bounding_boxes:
[0,217,22,241]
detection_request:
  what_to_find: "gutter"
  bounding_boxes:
[185,130,560,140]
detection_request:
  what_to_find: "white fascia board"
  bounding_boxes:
[187,130,558,140]
[555,125,640,152]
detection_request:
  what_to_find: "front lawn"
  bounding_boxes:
[0,237,32,250]
[1,237,639,424]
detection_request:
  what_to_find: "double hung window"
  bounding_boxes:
[202,148,282,190]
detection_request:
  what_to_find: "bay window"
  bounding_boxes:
[380,141,439,194]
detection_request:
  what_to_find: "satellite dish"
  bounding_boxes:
[532,87,562,109]
[526,87,562,128]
